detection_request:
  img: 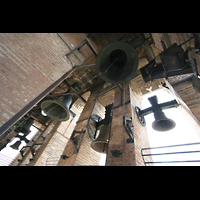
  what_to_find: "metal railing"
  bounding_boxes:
[0,152,15,166]
[142,142,200,166]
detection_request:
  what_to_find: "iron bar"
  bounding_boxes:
[142,142,200,151]
[73,63,96,68]
[65,36,99,58]
[57,33,83,63]
[142,142,200,166]
[46,93,74,97]
[65,40,87,57]
[179,36,195,47]
[143,150,200,157]
[139,99,179,116]
[145,160,200,164]
[85,37,98,56]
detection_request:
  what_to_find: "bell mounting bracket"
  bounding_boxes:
[135,96,179,127]
[123,116,134,143]
[87,104,113,141]
[70,130,85,154]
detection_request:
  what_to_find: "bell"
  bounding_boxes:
[10,140,21,150]
[192,75,200,93]
[91,125,110,153]
[96,41,139,84]
[41,95,72,121]
[152,110,176,132]
[15,118,34,136]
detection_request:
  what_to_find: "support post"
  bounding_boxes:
[106,82,152,166]
[57,86,103,166]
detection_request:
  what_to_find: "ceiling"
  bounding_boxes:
[29,33,200,125]
[2,33,200,163]
[50,33,157,104]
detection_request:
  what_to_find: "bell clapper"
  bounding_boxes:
[103,58,119,74]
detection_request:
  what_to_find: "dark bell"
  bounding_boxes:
[96,41,139,84]
[41,95,72,122]
[15,118,34,136]
[10,140,21,150]
[192,75,200,93]
[152,110,176,132]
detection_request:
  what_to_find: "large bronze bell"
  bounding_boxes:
[152,110,176,132]
[148,96,176,132]
[41,95,72,121]
[96,41,139,84]
[91,125,110,153]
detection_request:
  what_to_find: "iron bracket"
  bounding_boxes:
[65,36,98,66]
[135,106,146,127]
[123,116,134,143]
[70,130,85,154]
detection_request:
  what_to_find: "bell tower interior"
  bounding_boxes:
[0,33,200,166]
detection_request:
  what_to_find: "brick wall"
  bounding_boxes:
[74,100,105,166]
[106,81,152,166]
[0,33,73,128]
[57,87,103,166]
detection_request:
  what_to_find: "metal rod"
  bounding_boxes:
[143,150,200,157]
[65,40,87,57]
[142,142,200,151]
[117,84,123,91]
[57,33,83,63]
[85,37,98,56]
[123,83,126,117]
[140,99,179,116]
[73,63,96,68]
[145,160,200,164]
[179,36,195,47]
[46,93,74,97]
[101,58,118,74]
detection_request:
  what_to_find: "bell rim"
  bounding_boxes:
[91,141,109,153]
[41,99,70,121]
[152,118,176,132]
[96,41,139,84]
[192,75,200,93]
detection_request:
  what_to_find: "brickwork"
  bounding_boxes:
[35,131,68,166]
[57,87,103,166]
[0,33,73,128]
[106,81,152,166]
[74,100,105,166]
[10,120,59,166]
[152,33,200,124]
[35,91,91,166]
